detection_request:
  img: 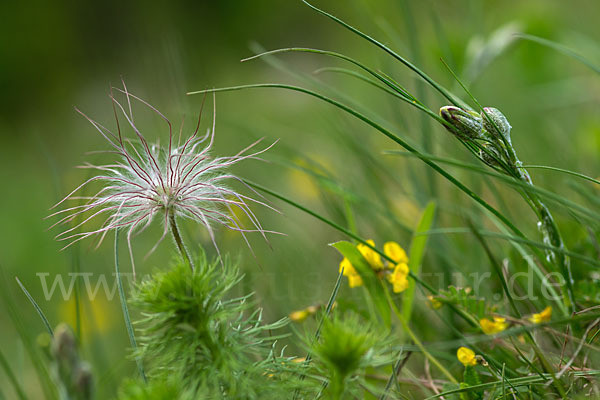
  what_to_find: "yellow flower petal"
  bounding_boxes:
[384,241,409,265]
[339,257,363,287]
[457,347,477,367]
[357,240,384,270]
[347,273,363,288]
[480,316,508,335]
[339,257,356,276]
[528,306,552,324]
[387,263,410,293]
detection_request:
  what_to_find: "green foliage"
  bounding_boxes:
[433,286,494,320]
[117,378,191,400]
[130,256,307,399]
[310,312,388,399]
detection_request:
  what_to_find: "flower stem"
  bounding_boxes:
[169,213,194,270]
[384,285,458,384]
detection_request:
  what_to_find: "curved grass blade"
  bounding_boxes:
[0,349,27,400]
[523,165,600,185]
[418,227,600,269]
[516,33,600,74]
[0,265,57,399]
[385,150,600,223]
[187,84,528,242]
[114,229,146,382]
[15,277,53,336]
[243,48,435,117]
[266,154,412,234]
[402,201,436,322]
[300,0,467,108]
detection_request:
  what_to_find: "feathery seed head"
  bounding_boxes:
[49,84,276,264]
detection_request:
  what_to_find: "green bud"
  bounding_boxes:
[481,107,512,144]
[478,144,503,169]
[439,106,482,140]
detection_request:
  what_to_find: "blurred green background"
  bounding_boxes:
[1,0,599,397]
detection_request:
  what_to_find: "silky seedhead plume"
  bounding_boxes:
[48,83,277,274]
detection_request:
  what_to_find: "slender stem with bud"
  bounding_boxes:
[440,106,576,313]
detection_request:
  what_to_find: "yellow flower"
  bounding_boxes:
[427,295,443,309]
[528,306,552,324]
[289,310,310,322]
[289,305,319,323]
[357,240,384,270]
[387,263,410,293]
[384,241,409,265]
[339,257,363,288]
[480,316,508,335]
[457,347,477,367]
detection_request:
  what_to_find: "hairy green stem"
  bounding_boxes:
[169,213,194,270]
[510,150,575,312]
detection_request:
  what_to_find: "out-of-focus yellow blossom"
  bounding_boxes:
[427,295,443,309]
[289,310,310,323]
[357,240,384,270]
[289,305,319,323]
[387,263,409,293]
[528,306,552,324]
[384,241,409,265]
[59,294,115,340]
[457,347,477,367]
[287,157,332,201]
[480,316,508,335]
[339,257,363,288]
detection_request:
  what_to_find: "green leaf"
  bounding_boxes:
[402,201,436,322]
[330,241,391,327]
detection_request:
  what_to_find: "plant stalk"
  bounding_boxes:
[169,213,194,271]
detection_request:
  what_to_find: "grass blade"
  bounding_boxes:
[0,266,57,399]
[0,349,27,400]
[516,33,600,74]
[385,149,600,223]
[15,277,53,336]
[300,0,467,108]
[187,84,527,241]
[523,165,600,185]
[114,229,146,381]
[402,201,436,322]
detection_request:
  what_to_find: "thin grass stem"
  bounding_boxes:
[114,229,146,382]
